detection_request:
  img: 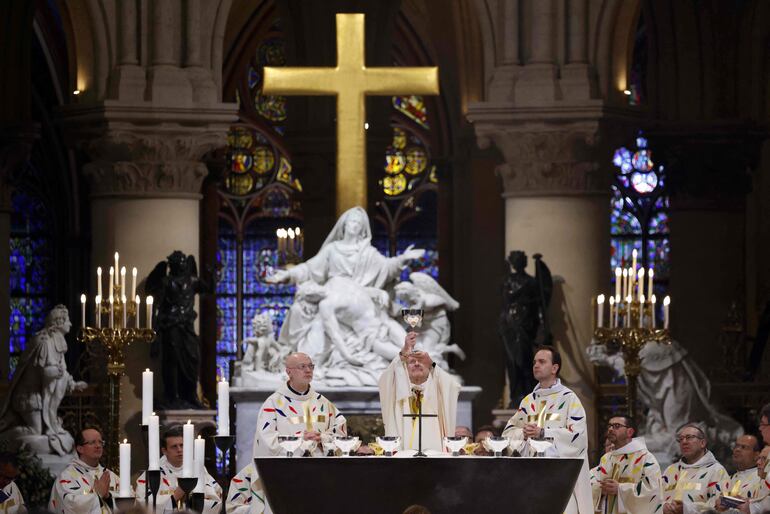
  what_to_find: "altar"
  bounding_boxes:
[254,456,582,514]
[232,385,482,469]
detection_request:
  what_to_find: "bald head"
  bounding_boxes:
[285,352,314,392]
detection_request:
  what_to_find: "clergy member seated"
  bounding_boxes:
[0,452,25,514]
[715,435,762,512]
[737,445,770,513]
[49,428,120,514]
[253,352,347,457]
[378,332,461,455]
[136,425,222,513]
[502,345,592,514]
[225,463,267,514]
[661,423,728,514]
[591,415,662,514]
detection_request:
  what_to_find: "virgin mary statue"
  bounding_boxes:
[268,206,424,385]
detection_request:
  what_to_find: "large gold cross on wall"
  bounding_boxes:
[263,13,440,215]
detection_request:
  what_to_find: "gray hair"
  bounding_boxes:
[676,422,708,444]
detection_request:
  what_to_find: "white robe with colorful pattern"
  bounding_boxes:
[716,466,764,513]
[253,383,346,457]
[502,379,592,514]
[0,481,24,514]
[135,455,222,514]
[590,437,662,514]
[225,464,265,514]
[49,459,120,514]
[661,451,728,514]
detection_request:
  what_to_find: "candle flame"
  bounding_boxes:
[597,294,605,304]
[115,252,119,259]
[609,296,615,305]
[147,296,154,305]
[197,435,202,439]
[132,267,137,276]
[663,296,671,306]
[81,294,86,303]
[632,249,637,257]
[615,267,621,276]
[187,419,191,424]
[123,438,127,444]
[97,267,102,275]
[651,294,657,303]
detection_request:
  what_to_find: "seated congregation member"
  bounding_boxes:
[503,346,592,514]
[379,332,461,454]
[454,426,473,439]
[49,428,120,514]
[661,423,728,514]
[136,425,222,513]
[591,415,662,514]
[0,452,25,514]
[253,352,346,457]
[715,434,763,512]
[225,464,265,514]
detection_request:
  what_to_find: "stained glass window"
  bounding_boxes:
[9,189,53,379]
[610,133,669,301]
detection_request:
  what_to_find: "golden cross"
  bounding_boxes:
[527,401,561,428]
[288,400,326,431]
[263,13,439,215]
[671,471,702,501]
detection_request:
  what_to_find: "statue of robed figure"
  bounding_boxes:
[499,251,552,408]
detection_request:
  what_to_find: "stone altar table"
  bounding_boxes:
[233,385,481,470]
[255,456,582,514]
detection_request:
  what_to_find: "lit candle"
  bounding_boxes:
[631,248,637,273]
[148,413,160,470]
[663,296,671,329]
[97,267,103,298]
[95,295,101,328]
[622,269,628,298]
[627,266,634,297]
[114,252,120,284]
[217,377,229,436]
[193,436,206,492]
[120,266,126,296]
[80,294,86,327]
[609,296,616,328]
[596,294,605,328]
[146,296,153,330]
[109,267,114,300]
[135,295,141,328]
[651,294,657,328]
[131,267,137,300]
[142,369,153,425]
[119,439,131,497]
[121,295,127,328]
[637,268,645,300]
[639,295,645,328]
[614,268,622,302]
[648,268,654,298]
[109,296,114,328]
[182,420,194,477]
[626,295,632,325]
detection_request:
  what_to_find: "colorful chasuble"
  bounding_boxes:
[135,455,222,514]
[378,355,460,454]
[590,437,662,514]
[502,379,593,514]
[661,451,728,514]
[0,481,24,514]
[226,463,266,514]
[720,466,764,505]
[253,383,346,457]
[49,458,121,514]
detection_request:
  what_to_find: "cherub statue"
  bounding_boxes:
[241,312,284,372]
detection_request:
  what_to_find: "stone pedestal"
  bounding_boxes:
[231,385,481,470]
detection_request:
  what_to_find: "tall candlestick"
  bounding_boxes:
[193,436,206,492]
[142,369,153,425]
[109,267,114,300]
[637,268,645,300]
[648,268,654,298]
[651,295,657,328]
[631,248,637,273]
[609,296,616,328]
[131,267,137,300]
[95,295,101,328]
[627,266,634,297]
[148,414,160,470]
[614,267,622,302]
[109,297,114,328]
[663,296,671,329]
[596,294,605,328]
[80,294,86,327]
[622,269,628,298]
[121,295,127,328]
[135,295,141,328]
[146,296,153,330]
[217,377,230,436]
[120,267,126,296]
[182,421,194,477]
[114,252,120,284]
[97,267,103,298]
[119,439,131,497]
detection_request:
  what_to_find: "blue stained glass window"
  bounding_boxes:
[9,189,52,379]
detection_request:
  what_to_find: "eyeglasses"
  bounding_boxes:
[287,364,315,371]
[607,423,628,430]
[732,443,756,451]
[81,440,105,447]
[676,434,704,443]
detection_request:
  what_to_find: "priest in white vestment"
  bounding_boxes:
[661,423,728,514]
[714,435,763,513]
[136,425,222,513]
[502,346,593,514]
[378,332,460,455]
[49,428,120,514]
[0,453,25,514]
[225,463,265,514]
[591,415,662,514]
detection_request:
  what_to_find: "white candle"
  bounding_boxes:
[146,296,153,330]
[109,296,114,328]
[193,436,206,492]
[596,295,605,328]
[626,295,632,326]
[109,267,114,300]
[182,421,194,477]
[637,268,645,300]
[651,295,657,328]
[627,266,634,297]
[648,268,654,298]
[80,294,86,327]
[120,266,126,296]
[114,252,120,284]
[622,269,628,298]
[131,267,137,300]
[217,378,230,436]
[135,295,141,328]
[614,268,622,302]
[122,295,127,328]
[631,248,637,273]
[97,267,103,298]
[663,296,671,329]
[639,295,645,327]
[148,414,160,470]
[609,296,616,328]
[95,295,101,328]
[142,369,153,425]
[119,439,131,497]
